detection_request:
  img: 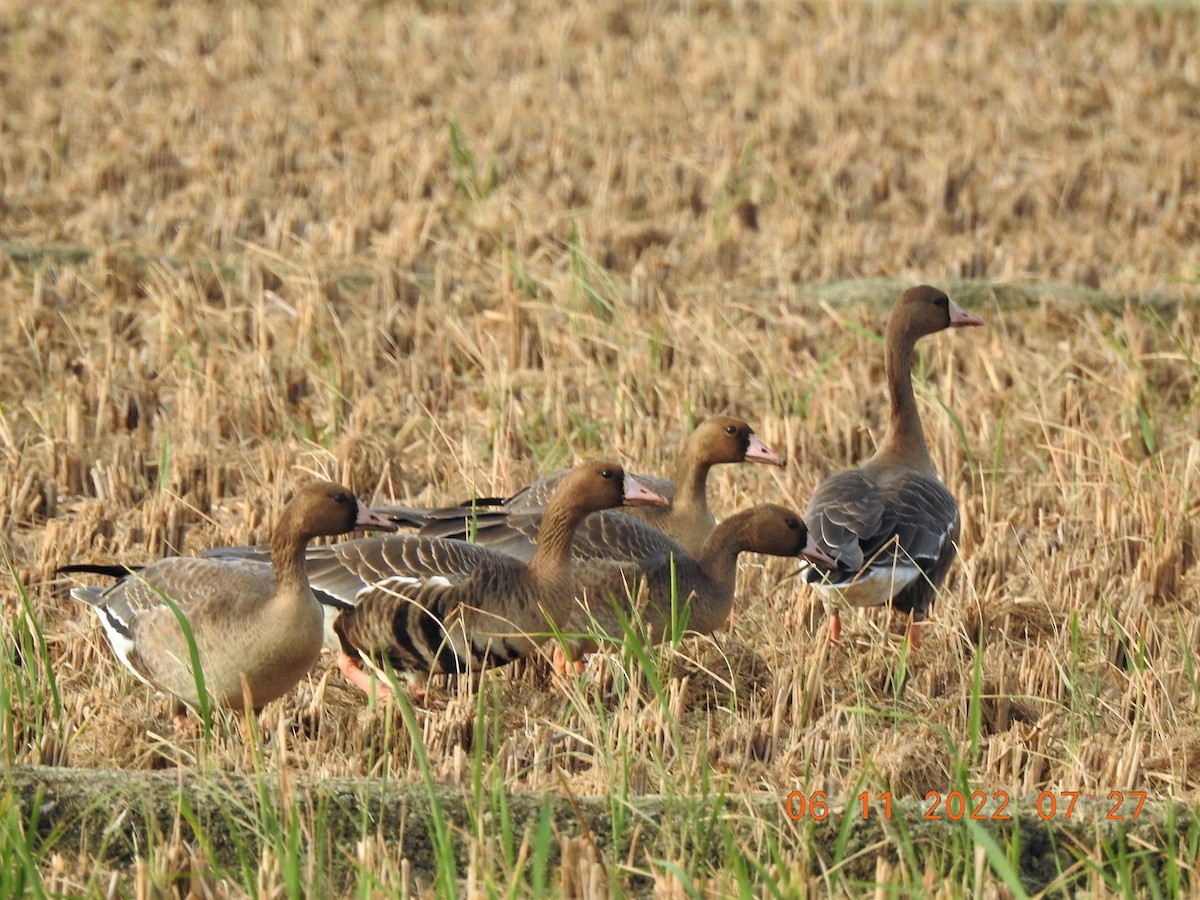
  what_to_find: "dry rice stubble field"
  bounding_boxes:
[3,0,1200,894]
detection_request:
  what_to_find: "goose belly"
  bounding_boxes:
[807,563,921,609]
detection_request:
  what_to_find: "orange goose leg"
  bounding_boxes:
[828,611,842,645]
[551,645,585,677]
[336,652,405,710]
[337,651,448,708]
[907,619,922,650]
[338,651,393,699]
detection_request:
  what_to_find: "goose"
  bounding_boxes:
[382,416,786,561]
[801,285,983,646]
[60,481,397,724]
[559,503,835,668]
[281,461,669,699]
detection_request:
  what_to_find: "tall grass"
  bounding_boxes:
[1,560,67,767]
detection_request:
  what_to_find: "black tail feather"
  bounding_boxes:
[455,496,507,508]
[57,563,142,579]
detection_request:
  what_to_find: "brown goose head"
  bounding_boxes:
[285,481,399,542]
[874,286,983,472]
[269,481,397,588]
[691,416,786,467]
[550,461,670,515]
[728,504,836,564]
[887,285,984,347]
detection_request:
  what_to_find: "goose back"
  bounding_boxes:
[802,462,959,620]
[382,417,784,559]
[315,462,670,681]
[322,535,568,675]
[565,504,829,653]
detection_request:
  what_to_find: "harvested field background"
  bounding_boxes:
[2,0,1200,895]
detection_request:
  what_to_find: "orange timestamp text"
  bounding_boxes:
[785,790,1148,821]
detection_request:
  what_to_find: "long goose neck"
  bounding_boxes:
[695,517,745,600]
[528,499,581,585]
[670,449,709,514]
[876,327,935,474]
[269,522,311,598]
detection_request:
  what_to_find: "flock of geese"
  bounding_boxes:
[60,285,983,724]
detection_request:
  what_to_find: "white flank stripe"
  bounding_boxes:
[92,608,155,687]
[807,564,922,609]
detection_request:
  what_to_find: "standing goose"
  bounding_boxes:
[298,461,668,699]
[802,286,983,646]
[561,503,835,667]
[382,416,786,561]
[61,481,397,723]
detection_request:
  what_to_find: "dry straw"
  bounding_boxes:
[2,0,1199,894]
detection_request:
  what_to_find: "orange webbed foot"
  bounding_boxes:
[551,645,585,678]
[338,652,447,709]
[338,651,394,699]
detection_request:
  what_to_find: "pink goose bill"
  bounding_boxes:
[949,301,985,328]
[355,501,401,532]
[801,535,837,568]
[622,475,671,507]
[745,433,787,467]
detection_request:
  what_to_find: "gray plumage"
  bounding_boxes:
[564,503,834,656]
[378,416,786,561]
[802,464,959,620]
[802,286,983,629]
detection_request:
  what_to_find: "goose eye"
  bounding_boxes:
[725,425,737,435]
[331,492,350,505]
[786,517,800,530]
[600,469,614,480]
[935,294,949,309]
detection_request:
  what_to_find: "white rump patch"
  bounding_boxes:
[321,607,342,651]
[807,563,922,609]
